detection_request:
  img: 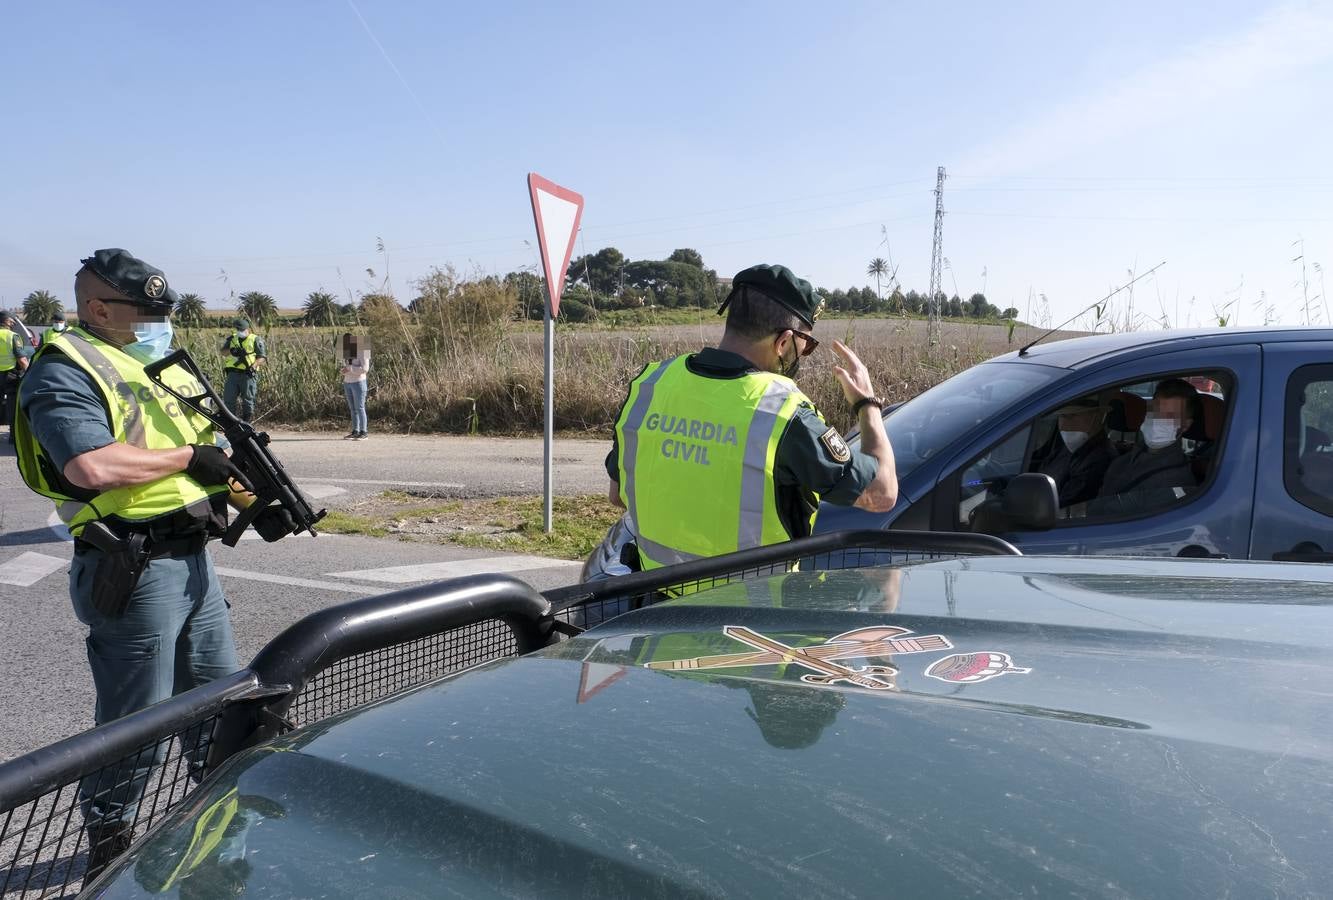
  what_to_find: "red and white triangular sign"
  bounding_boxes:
[527,173,584,317]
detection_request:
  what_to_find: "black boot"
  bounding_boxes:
[84,826,135,882]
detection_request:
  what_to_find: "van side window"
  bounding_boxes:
[1284,366,1333,517]
[958,371,1232,532]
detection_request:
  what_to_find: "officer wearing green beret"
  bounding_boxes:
[606,264,898,570]
[221,317,265,422]
[0,310,29,443]
[13,249,288,876]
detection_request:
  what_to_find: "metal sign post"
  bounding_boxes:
[543,290,554,532]
[527,173,585,533]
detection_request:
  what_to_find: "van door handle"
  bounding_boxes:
[1273,543,1333,563]
[1177,545,1227,559]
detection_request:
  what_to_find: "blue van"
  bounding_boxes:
[816,327,1333,562]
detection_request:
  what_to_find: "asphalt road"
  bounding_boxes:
[0,430,612,761]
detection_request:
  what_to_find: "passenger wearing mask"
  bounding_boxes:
[1095,378,1200,507]
[1032,396,1117,507]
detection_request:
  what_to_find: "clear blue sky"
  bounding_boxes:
[4,0,1333,327]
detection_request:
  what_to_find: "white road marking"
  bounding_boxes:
[0,551,70,587]
[213,567,374,595]
[45,511,72,542]
[302,484,347,499]
[327,555,580,584]
[292,477,465,490]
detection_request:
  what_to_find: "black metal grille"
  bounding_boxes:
[0,574,550,899]
[288,619,521,726]
[548,530,1022,633]
[0,717,218,899]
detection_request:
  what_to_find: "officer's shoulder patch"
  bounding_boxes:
[819,427,851,463]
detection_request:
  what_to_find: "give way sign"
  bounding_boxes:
[527,173,585,317]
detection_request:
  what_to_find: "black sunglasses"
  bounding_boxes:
[787,328,819,357]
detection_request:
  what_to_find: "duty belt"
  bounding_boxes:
[75,532,209,559]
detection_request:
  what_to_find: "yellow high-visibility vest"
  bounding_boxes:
[0,328,17,371]
[223,333,259,371]
[615,355,817,570]
[14,327,228,537]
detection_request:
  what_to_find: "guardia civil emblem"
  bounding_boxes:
[144,274,167,299]
[820,427,851,463]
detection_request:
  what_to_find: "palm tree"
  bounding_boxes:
[866,258,888,304]
[236,291,279,327]
[174,292,207,327]
[22,290,62,324]
[302,290,340,327]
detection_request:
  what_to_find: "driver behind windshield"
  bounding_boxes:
[1093,378,1200,510]
[1031,395,1116,507]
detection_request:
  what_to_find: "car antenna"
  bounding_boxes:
[1018,261,1167,357]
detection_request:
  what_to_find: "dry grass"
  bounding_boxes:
[319,491,620,559]
[178,317,1067,435]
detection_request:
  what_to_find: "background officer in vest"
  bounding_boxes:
[605,264,897,569]
[15,249,285,876]
[0,310,29,443]
[41,311,70,347]
[221,317,265,422]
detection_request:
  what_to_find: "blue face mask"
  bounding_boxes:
[125,320,175,363]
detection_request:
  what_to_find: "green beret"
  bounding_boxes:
[718,264,825,327]
[79,248,177,313]
[234,317,251,331]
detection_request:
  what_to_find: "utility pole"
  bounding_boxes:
[927,166,947,345]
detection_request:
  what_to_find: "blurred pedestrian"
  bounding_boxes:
[221,317,265,421]
[339,332,370,440]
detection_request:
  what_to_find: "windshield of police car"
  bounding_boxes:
[853,362,1063,481]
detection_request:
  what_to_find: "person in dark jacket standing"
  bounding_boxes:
[1094,378,1199,511]
[1033,396,1117,507]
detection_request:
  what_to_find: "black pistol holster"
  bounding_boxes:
[79,521,152,618]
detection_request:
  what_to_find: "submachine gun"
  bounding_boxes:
[144,348,326,547]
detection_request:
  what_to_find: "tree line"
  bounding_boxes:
[8,246,1017,329]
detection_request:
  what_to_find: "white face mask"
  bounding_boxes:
[1060,430,1090,453]
[1141,414,1180,450]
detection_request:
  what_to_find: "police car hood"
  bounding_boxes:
[97,556,1333,898]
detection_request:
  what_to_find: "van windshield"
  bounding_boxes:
[854,362,1064,482]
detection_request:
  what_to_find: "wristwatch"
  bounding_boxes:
[851,395,886,416]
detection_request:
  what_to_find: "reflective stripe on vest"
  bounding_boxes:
[160,788,240,889]
[223,333,259,371]
[0,328,16,371]
[13,327,227,536]
[616,356,816,571]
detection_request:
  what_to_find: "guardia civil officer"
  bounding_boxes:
[41,311,70,347]
[606,264,897,569]
[14,249,291,876]
[221,317,265,421]
[0,311,28,442]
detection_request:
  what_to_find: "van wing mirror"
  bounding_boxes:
[1000,473,1059,530]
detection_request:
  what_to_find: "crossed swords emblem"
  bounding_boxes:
[645,626,953,691]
